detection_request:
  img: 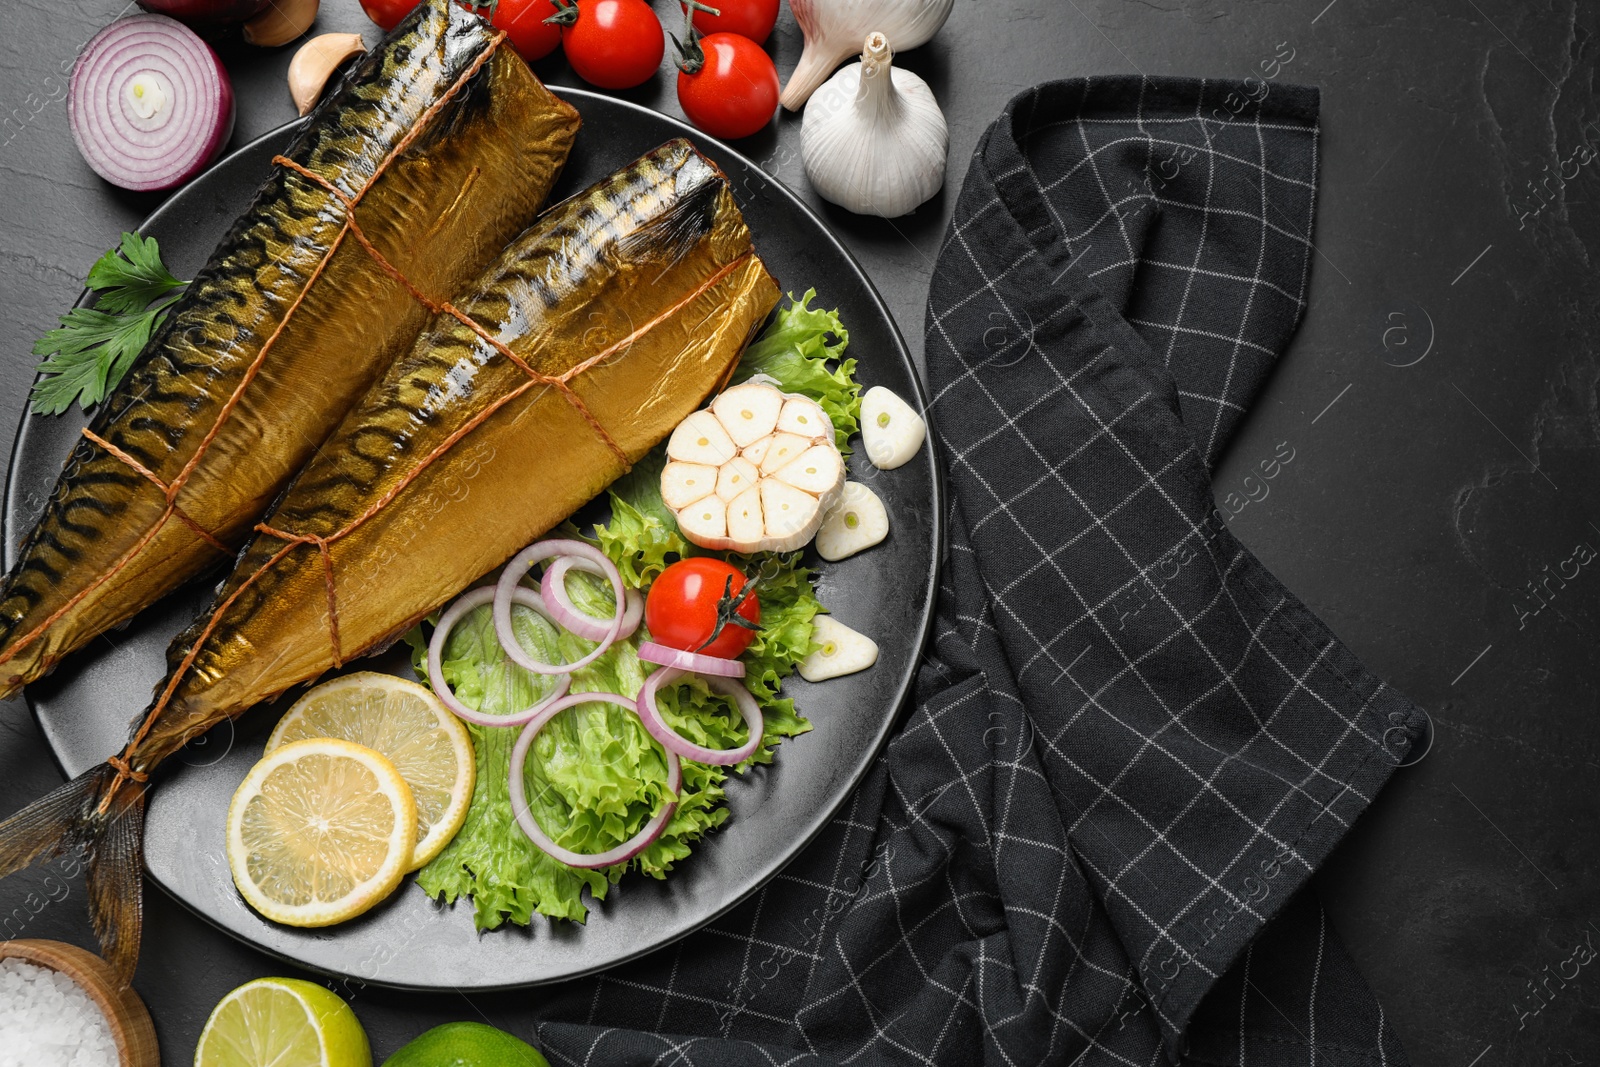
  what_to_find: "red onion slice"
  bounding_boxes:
[636,667,764,767]
[496,540,625,674]
[69,14,236,192]
[541,556,643,643]
[509,692,682,869]
[636,641,746,678]
[428,586,571,727]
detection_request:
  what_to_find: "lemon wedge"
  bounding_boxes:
[226,737,417,927]
[266,672,474,871]
[194,976,371,1067]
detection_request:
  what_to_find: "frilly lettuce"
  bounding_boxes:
[733,288,860,452]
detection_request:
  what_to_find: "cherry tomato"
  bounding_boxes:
[552,0,665,90]
[645,558,761,659]
[359,0,420,31]
[686,0,778,42]
[676,32,778,140]
[474,0,563,61]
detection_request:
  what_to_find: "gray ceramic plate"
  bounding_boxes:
[4,88,940,990]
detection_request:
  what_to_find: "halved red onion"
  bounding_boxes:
[508,692,682,869]
[636,667,764,767]
[496,540,624,674]
[69,15,236,192]
[637,641,746,678]
[541,556,643,644]
[428,585,571,727]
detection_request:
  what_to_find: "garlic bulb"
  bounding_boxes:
[782,0,953,110]
[801,33,948,218]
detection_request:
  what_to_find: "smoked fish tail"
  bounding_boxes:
[0,0,579,698]
[0,762,145,984]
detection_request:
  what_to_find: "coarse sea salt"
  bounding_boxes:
[0,957,117,1067]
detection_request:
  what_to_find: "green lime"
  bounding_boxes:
[195,977,371,1067]
[380,1022,549,1067]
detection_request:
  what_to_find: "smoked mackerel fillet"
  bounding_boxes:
[0,139,776,983]
[0,0,580,697]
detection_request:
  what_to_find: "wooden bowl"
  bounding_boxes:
[0,939,159,1067]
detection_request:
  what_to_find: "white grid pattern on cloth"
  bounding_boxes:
[527,76,1423,1067]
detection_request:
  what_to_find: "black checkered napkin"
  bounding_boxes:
[532,77,1428,1067]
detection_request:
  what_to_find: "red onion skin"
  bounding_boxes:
[70,14,236,192]
[137,0,272,30]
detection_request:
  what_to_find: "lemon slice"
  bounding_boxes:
[226,737,417,928]
[266,671,474,871]
[194,976,371,1067]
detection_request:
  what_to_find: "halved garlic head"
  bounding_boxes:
[664,383,846,553]
[815,482,889,561]
[799,616,879,681]
[861,386,926,470]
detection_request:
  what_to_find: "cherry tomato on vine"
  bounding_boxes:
[474,0,563,61]
[675,31,778,140]
[359,0,420,31]
[547,0,665,90]
[685,0,778,42]
[646,558,761,659]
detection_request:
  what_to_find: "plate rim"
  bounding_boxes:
[3,85,945,990]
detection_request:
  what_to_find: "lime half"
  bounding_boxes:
[381,1022,549,1067]
[195,977,371,1067]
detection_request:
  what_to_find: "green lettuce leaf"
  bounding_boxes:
[733,288,861,452]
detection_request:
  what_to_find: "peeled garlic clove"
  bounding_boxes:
[861,386,926,469]
[726,486,766,551]
[245,0,319,47]
[801,33,949,218]
[667,409,738,466]
[776,396,829,438]
[799,616,879,681]
[774,443,844,495]
[678,497,728,544]
[716,456,760,501]
[711,383,784,447]
[742,436,772,466]
[815,482,889,561]
[757,432,811,474]
[662,461,717,510]
[288,33,366,117]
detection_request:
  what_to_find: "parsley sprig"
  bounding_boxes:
[30,233,188,416]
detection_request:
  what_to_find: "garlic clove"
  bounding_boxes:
[776,396,828,438]
[815,481,890,561]
[661,461,718,510]
[742,436,772,467]
[799,615,880,681]
[780,0,955,111]
[757,432,811,475]
[667,409,738,466]
[245,0,319,47]
[759,479,822,549]
[773,443,845,496]
[678,497,728,544]
[860,386,926,469]
[716,456,761,502]
[711,383,784,447]
[800,32,949,218]
[288,33,366,117]
[726,486,766,550]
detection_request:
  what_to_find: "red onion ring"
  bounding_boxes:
[496,540,625,674]
[636,641,746,678]
[541,556,643,643]
[428,586,571,727]
[508,692,682,869]
[69,14,235,192]
[636,668,764,767]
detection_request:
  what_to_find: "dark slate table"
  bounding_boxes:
[3,1,1596,1063]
